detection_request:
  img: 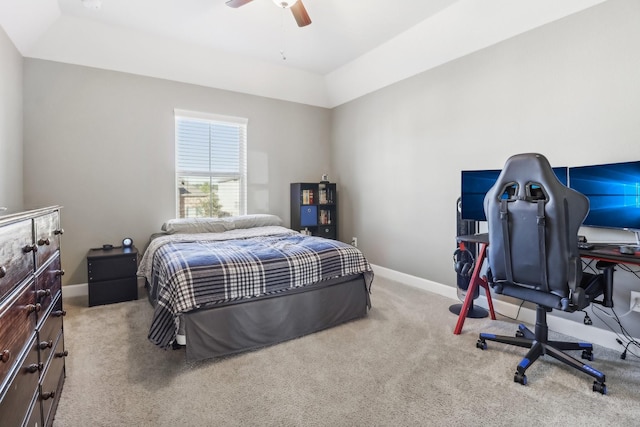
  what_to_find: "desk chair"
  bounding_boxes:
[476,153,615,394]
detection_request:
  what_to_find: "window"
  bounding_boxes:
[175,109,247,218]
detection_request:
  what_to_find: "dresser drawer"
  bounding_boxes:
[38,296,64,368]
[34,212,62,271]
[0,280,37,388]
[0,220,34,302]
[35,255,63,322]
[0,335,40,427]
[23,390,42,427]
[40,331,66,427]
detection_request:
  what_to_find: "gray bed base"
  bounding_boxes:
[180,274,370,362]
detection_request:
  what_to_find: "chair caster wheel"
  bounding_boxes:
[514,372,527,385]
[476,339,487,350]
[593,381,607,395]
[581,350,594,361]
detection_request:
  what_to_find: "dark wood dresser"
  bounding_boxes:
[0,206,67,426]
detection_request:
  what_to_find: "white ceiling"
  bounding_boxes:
[56,0,460,75]
[0,0,606,108]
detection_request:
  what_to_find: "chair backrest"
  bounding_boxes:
[483,153,588,301]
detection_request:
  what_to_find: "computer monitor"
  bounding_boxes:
[460,169,500,222]
[461,167,568,221]
[568,160,640,239]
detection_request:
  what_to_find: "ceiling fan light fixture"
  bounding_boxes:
[82,0,102,10]
[272,0,299,9]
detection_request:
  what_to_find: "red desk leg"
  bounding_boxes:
[453,242,495,334]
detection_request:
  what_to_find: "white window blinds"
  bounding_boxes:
[175,110,247,218]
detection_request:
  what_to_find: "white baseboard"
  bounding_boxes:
[62,282,145,300]
[371,263,628,351]
[62,283,88,299]
[371,264,459,300]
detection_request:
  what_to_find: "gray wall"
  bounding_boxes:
[23,60,331,286]
[331,0,640,334]
[0,25,23,213]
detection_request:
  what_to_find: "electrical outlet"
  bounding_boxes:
[351,237,358,247]
[631,291,640,312]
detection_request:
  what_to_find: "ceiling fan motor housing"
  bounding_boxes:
[274,0,299,8]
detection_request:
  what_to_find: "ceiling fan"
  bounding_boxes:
[226,0,312,27]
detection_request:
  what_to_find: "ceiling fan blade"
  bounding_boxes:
[291,1,312,27]
[225,0,253,8]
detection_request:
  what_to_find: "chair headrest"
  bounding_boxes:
[488,153,561,203]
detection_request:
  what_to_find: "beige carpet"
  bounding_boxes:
[53,277,640,426]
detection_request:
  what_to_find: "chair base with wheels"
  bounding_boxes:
[476,305,607,394]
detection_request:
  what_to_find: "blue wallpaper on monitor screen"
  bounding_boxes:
[461,169,500,221]
[569,161,640,230]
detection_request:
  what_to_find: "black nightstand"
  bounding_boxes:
[87,246,139,306]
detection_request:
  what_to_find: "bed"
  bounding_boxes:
[137,214,374,361]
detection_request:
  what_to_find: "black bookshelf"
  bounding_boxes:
[290,182,337,239]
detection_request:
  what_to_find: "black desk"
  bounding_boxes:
[580,244,640,266]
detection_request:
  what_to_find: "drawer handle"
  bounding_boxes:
[41,390,56,400]
[55,269,65,277]
[23,244,38,253]
[26,303,42,314]
[26,363,43,373]
[36,289,52,300]
[0,265,6,278]
[52,309,67,317]
[0,349,10,363]
[38,238,51,246]
[54,228,64,235]
[55,350,69,358]
[39,340,53,350]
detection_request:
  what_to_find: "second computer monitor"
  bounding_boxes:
[568,160,640,230]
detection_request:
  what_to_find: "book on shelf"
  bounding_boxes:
[319,189,328,204]
[301,189,315,205]
[319,209,331,225]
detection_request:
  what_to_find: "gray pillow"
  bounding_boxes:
[232,214,283,230]
[161,214,282,234]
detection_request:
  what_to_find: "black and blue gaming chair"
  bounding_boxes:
[476,153,615,394]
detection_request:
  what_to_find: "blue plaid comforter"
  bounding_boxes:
[141,227,373,349]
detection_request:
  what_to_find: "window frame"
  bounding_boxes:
[174,109,248,219]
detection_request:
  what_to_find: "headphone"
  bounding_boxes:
[453,247,475,277]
